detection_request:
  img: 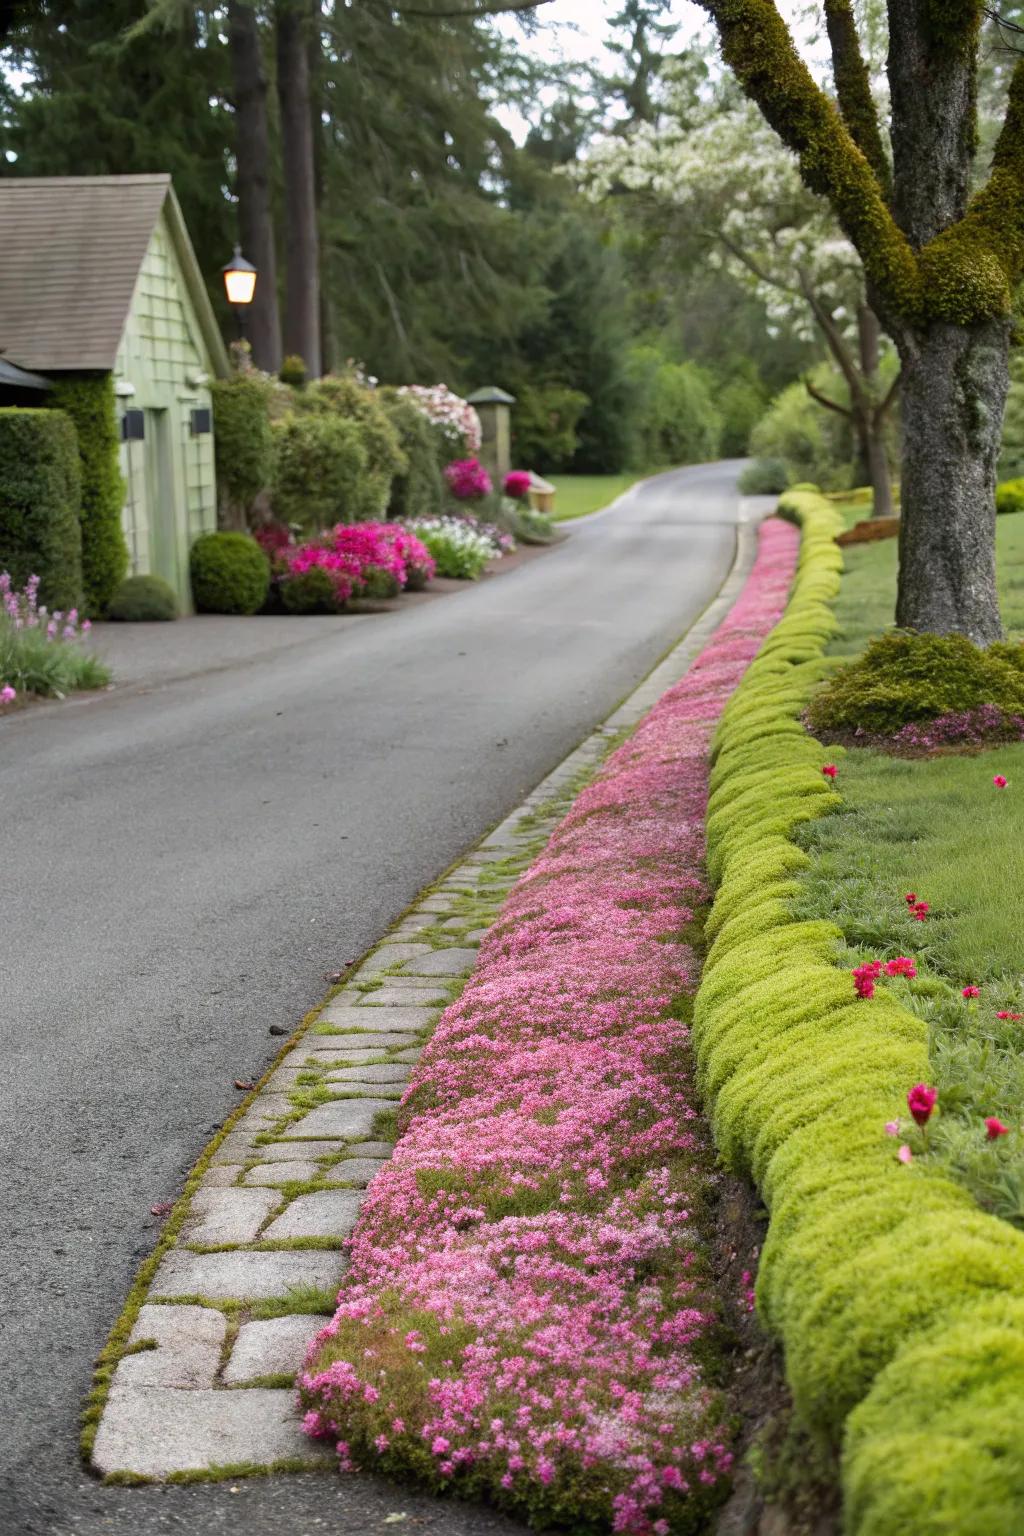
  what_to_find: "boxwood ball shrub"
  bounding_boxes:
[806,630,1024,736]
[0,407,83,611]
[280,564,343,615]
[48,373,127,616]
[698,486,1024,1534]
[996,476,1024,515]
[190,531,270,615]
[107,573,178,622]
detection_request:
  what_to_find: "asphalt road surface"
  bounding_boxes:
[1,461,755,1536]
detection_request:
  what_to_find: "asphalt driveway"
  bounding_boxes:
[0,461,760,1535]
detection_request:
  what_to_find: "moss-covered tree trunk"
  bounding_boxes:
[894,317,1008,643]
[699,0,1024,643]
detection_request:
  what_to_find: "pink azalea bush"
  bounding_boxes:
[504,470,532,501]
[444,458,493,503]
[278,523,435,608]
[397,384,483,456]
[298,519,801,1532]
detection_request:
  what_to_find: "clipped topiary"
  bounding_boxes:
[996,476,1024,515]
[48,374,127,615]
[211,372,275,526]
[738,457,789,495]
[190,531,270,615]
[0,407,83,610]
[107,573,178,622]
[806,631,1024,736]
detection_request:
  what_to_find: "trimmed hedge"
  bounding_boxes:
[382,395,444,521]
[48,374,127,616]
[190,531,270,615]
[695,488,1024,1533]
[271,411,367,529]
[0,407,83,610]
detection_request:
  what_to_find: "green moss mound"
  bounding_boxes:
[107,574,178,622]
[806,629,1024,735]
[189,532,270,616]
[996,476,1024,515]
[696,487,1024,1535]
[0,407,83,610]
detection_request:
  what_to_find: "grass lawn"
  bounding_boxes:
[796,507,1024,1226]
[550,471,658,522]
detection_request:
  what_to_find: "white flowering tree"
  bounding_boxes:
[584,96,898,514]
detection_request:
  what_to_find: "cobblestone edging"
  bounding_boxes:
[89,506,768,1482]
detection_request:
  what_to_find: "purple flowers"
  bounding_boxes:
[297,519,801,1532]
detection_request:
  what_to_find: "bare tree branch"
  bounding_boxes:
[803,376,852,417]
[716,229,802,298]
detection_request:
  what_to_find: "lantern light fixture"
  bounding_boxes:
[222,245,257,308]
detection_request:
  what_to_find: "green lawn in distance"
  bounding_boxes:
[550,472,653,522]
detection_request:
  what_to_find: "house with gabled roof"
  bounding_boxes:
[0,173,229,610]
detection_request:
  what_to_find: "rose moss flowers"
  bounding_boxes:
[298,518,801,1533]
[907,1084,938,1128]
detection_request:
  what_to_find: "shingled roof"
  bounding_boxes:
[0,173,228,375]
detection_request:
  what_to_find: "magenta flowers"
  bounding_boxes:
[298,518,801,1532]
[821,762,838,779]
[444,457,493,502]
[994,774,1009,789]
[907,1083,938,1127]
[504,470,532,500]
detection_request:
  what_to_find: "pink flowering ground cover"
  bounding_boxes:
[299,520,800,1533]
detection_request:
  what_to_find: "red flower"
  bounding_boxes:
[821,763,838,779]
[907,1083,937,1127]
[911,901,930,921]
[885,957,918,978]
[997,1011,1023,1021]
[993,775,1008,789]
[962,985,981,999]
[852,960,883,998]
[985,1117,1010,1140]
[905,892,917,905]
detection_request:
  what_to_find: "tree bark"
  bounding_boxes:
[276,0,321,377]
[894,318,1008,644]
[228,0,282,374]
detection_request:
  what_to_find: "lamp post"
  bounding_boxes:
[222,245,257,343]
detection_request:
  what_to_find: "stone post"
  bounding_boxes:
[467,386,516,488]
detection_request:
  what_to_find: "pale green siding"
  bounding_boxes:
[114,214,218,611]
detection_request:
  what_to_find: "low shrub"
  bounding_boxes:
[698,486,1024,1534]
[0,407,83,610]
[271,412,367,529]
[211,372,275,525]
[48,373,127,616]
[280,563,345,615]
[996,477,1024,515]
[806,631,1024,737]
[405,515,497,580]
[107,574,178,622]
[190,531,270,615]
[739,458,789,495]
[836,516,900,546]
[0,572,107,697]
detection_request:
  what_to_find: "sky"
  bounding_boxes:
[494,0,822,141]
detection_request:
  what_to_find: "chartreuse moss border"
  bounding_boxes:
[695,489,1024,1534]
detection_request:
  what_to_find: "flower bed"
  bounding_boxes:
[0,571,108,700]
[275,522,435,611]
[298,520,800,1532]
[696,487,1024,1534]
[405,514,510,581]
